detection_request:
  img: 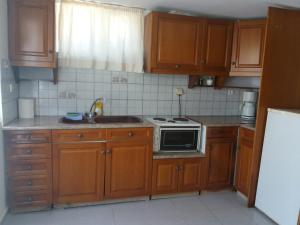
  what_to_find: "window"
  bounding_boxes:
[56,0,144,73]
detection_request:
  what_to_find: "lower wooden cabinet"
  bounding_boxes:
[52,128,153,204]
[105,141,152,199]
[205,127,237,190]
[152,158,205,195]
[235,127,254,197]
[53,143,106,204]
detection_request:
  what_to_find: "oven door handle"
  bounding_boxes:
[160,128,201,131]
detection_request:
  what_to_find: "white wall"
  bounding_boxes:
[0,0,14,221]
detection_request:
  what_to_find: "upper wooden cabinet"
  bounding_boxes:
[230,19,266,76]
[201,20,234,76]
[144,12,205,74]
[8,0,56,68]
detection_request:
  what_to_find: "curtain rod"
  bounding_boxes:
[58,0,146,11]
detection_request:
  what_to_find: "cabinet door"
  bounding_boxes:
[206,138,236,189]
[53,143,105,204]
[150,13,205,74]
[105,141,152,199]
[9,0,55,67]
[202,20,234,76]
[230,19,266,76]
[152,159,179,195]
[235,129,254,196]
[179,158,204,192]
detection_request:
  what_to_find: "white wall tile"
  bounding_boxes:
[18,69,244,117]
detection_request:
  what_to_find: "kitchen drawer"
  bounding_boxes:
[10,190,51,211]
[206,127,237,138]
[52,129,106,143]
[8,159,51,176]
[5,130,51,144]
[107,128,152,141]
[239,127,254,140]
[7,144,52,160]
[9,175,51,192]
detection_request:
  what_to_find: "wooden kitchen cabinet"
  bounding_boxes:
[230,19,266,76]
[53,143,105,204]
[144,12,205,74]
[8,0,56,68]
[205,127,237,190]
[235,127,254,197]
[201,20,234,76]
[152,158,205,195]
[105,141,152,199]
[4,130,52,212]
[151,159,179,195]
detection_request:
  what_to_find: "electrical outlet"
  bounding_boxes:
[9,84,13,93]
[227,89,234,96]
[175,88,184,96]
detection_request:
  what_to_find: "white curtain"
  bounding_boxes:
[57,0,144,73]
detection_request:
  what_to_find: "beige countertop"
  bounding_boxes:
[153,152,206,159]
[188,116,256,131]
[2,116,154,130]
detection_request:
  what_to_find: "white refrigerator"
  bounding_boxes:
[256,109,300,225]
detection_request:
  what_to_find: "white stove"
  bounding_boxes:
[147,117,201,127]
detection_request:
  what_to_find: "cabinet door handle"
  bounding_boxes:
[106,149,112,155]
[175,64,181,69]
[175,165,180,171]
[77,134,84,139]
[232,62,236,66]
[48,49,54,54]
[128,131,134,137]
[100,150,106,155]
[26,196,33,203]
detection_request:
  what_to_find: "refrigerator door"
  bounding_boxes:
[256,109,300,225]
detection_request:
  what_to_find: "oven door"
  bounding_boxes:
[159,127,201,152]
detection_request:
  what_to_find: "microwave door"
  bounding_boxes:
[160,128,200,152]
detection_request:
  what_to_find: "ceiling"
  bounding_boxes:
[95,0,300,18]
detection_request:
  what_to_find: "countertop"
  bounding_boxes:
[153,152,206,159]
[188,116,256,131]
[2,116,154,130]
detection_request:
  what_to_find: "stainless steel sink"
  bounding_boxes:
[93,116,142,123]
[61,115,142,124]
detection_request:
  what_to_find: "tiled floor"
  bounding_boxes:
[1,191,276,225]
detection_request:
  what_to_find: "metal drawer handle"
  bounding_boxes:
[27,180,33,186]
[77,134,84,139]
[29,136,47,142]
[26,149,32,154]
[26,196,33,202]
[128,131,134,137]
[175,64,181,68]
[25,164,32,170]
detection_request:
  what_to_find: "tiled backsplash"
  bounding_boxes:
[18,68,245,117]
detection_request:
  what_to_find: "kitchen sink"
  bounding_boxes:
[61,115,142,124]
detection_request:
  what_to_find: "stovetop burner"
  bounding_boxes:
[173,117,189,122]
[153,117,166,121]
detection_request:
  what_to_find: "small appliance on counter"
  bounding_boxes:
[241,91,258,122]
[18,98,35,119]
[148,117,202,153]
